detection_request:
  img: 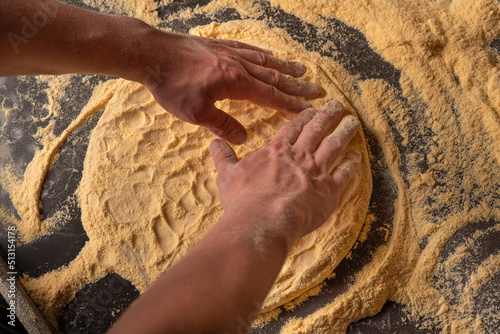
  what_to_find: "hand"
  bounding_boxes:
[142,31,321,144]
[209,100,362,245]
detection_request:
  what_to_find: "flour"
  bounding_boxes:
[0,0,498,332]
[18,21,372,325]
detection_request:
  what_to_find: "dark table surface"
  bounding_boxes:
[0,1,499,333]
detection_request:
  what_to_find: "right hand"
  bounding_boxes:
[209,100,362,245]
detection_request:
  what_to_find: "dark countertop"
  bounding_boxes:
[0,1,498,333]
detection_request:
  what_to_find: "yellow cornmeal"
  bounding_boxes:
[81,0,161,26]
[0,0,498,333]
[14,21,372,325]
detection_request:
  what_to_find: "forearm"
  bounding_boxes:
[0,0,156,81]
[109,101,361,333]
[1,0,322,145]
[109,208,293,334]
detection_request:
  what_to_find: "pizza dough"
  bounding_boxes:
[8,1,499,331]
[19,20,371,324]
[78,20,372,312]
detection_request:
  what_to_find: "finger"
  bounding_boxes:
[243,61,320,97]
[314,115,360,170]
[293,100,344,153]
[210,38,272,55]
[209,139,238,174]
[331,150,362,190]
[273,107,317,144]
[198,104,248,145]
[232,48,306,77]
[235,76,310,113]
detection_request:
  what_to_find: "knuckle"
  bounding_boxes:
[268,140,285,153]
[225,40,241,49]
[307,118,325,134]
[328,135,342,151]
[268,85,281,104]
[225,51,241,63]
[223,63,247,84]
[337,165,351,181]
[256,51,267,66]
[302,156,317,171]
[267,140,292,158]
[293,149,308,162]
[296,166,315,190]
[186,104,209,124]
[213,115,232,136]
[269,69,281,87]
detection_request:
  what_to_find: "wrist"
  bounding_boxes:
[104,15,160,82]
[112,19,186,88]
[220,200,303,252]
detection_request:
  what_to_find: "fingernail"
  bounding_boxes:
[345,115,360,129]
[300,100,310,110]
[348,150,362,163]
[295,62,306,76]
[309,83,321,95]
[323,100,344,116]
[230,127,247,145]
[209,140,222,157]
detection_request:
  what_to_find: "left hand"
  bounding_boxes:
[141,31,321,144]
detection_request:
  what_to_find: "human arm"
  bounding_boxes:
[0,0,320,144]
[108,100,362,334]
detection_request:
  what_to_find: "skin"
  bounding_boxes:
[1,1,363,333]
[109,101,361,334]
[0,0,320,144]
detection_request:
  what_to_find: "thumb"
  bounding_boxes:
[209,139,238,174]
[202,104,248,145]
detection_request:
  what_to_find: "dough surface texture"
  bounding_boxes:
[81,20,371,311]
[22,20,371,321]
[4,0,498,332]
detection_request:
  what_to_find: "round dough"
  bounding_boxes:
[79,20,372,312]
